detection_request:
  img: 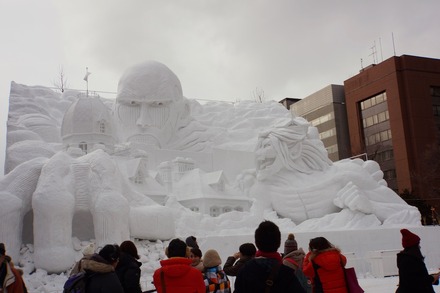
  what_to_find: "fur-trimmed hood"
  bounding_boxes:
[81,254,115,274]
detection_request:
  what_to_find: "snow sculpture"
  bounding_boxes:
[0,61,422,273]
[61,95,115,154]
[115,61,192,149]
[1,83,176,273]
[250,117,421,227]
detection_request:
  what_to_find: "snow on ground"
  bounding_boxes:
[17,237,440,293]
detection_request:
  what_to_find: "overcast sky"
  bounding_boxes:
[1,0,440,174]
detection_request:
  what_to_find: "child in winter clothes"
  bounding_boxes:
[282,233,311,293]
[202,249,231,293]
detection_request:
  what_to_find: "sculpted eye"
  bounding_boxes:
[130,101,137,105]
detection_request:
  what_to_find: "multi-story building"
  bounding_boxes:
[344,55,440,206]
[287,84,351,161]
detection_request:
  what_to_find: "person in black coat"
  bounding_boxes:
[234,221,305,293]
[82,244,124,293]
[223,243,256,276]
[116,240,142,293]
[396,229,439,293]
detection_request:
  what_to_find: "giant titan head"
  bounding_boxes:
[114,61,190,148]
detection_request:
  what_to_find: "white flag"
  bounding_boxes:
[83,71,91,82]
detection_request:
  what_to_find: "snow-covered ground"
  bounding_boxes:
[17,233,440,293]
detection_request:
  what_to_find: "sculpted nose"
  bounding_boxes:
[136,104,151,128]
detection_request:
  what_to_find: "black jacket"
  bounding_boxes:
[82,254,124,293]
[396,247,435,293]
[234,257,306,293]
[223,256,253,277]
[115,252,142,293]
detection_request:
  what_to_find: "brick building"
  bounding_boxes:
[344,55,440,208]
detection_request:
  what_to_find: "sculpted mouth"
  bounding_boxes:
[128,134,161,147]
[257,158,275,170]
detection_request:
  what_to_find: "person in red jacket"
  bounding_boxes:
[0,243,28,293]
[303,237,348,293]
[153,238,205,293]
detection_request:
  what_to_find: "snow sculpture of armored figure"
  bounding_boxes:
[251,117,421,227]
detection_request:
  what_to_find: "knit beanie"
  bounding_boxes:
[203,249,222,268]
[284,233,298,255]
[0,243,5,256]
[400,229,420,248]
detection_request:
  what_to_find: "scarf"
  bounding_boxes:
[255,250,282,263]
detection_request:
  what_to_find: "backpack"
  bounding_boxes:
[63,271,92,293]
[294,267,312,293]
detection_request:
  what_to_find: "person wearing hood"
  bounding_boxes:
[303,237,347,293]
[202,249,230,293]
[396,229,439,293]
[116,240,142,293]
[69,243,95,276]
[153,238,205,293]
[234,221,305,293]
[81,244,124,293]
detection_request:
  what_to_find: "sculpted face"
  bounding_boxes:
[255,135,282,180]
[255,136,277,171]
[114,61,189,148]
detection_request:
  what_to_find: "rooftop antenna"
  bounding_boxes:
[369,41,377,64]
[83,67,91,97]
[392,32,396,56]
[379,37,384,62]
[360,58,364,69]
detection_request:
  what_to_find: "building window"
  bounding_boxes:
[431,86,440,97]
[362,110,389,128]
[319,128,336,140]
[79,142,88,154]
[99,121,106,133]
[360,92,387,110]
[223,207,232,213]
[234,207,243,212]
[376,150,394,162]
[433,105,440,116]
[310,113,334,127]
[190,207,199,212]
[326,144,338,154]
[210,206,220,217]
[366,130,392,146]
[383,169,397,180]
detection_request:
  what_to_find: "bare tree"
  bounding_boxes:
[252,87,265,103]
[53,66,68,93]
